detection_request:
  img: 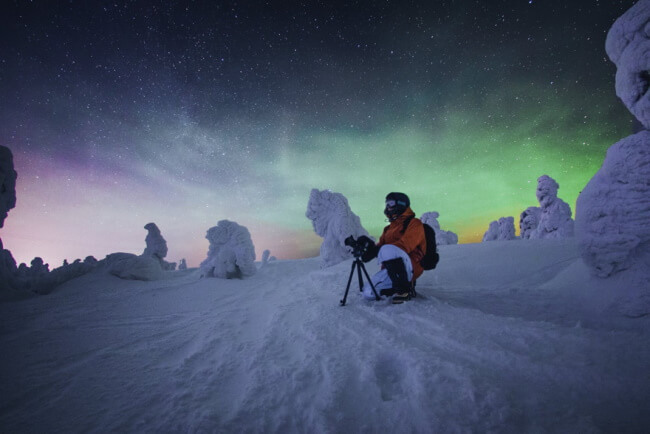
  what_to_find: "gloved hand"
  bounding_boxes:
[358,236,378,262]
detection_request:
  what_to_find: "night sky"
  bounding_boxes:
[0,0,639,268]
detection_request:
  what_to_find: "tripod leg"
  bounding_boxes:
[356,262,364,292]
[359,261,381,301]
[339,260,357,306]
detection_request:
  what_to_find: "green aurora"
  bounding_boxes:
[262,82,634,254]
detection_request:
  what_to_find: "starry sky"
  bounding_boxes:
[0,0,639,268]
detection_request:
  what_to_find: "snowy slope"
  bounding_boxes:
[1,239,649,433]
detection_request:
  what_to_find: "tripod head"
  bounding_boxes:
[344,235,371,259]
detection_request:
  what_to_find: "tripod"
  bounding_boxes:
[339,255,381,306]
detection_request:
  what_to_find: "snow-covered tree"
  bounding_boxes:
[200,220,256,279]
[142,223,176,270]
[483,220,499,242]
[305,188,370,267]
[143,223,168,260]
[530,175,574,239]
[0,146,17,229]
[498,217,516,241]
[576,0,650,278]
[483,217,516,242]
[420,211,458,245]
[0,239,18,292]
[0,146,18,292]
[520,206,542,239]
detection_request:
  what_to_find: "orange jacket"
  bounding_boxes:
[377,207,427,280]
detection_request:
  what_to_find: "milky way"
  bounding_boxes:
[0,1,638,267]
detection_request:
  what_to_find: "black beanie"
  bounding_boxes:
[385,192,410,208]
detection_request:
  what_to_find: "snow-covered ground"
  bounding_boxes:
[1,238,648,433]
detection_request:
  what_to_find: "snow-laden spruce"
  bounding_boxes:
[0,145,17,229]
[142,223,176,271]
[200,220,256,278]
[483,220,499,242]
[576,0,650,279]
[1,146,19,292]
[530,175,574,239]
[306,188,370,267]
[420,211,458,245]
[143,223,168,261]
[606,0,650,129]
[520,206,542,239]
[498,216,516,240]
[483,217,516,241]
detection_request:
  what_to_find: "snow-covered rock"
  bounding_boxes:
[576,0,650,278]
[531,175,574,239]
[200,220,256,279]
[520,206,542,239]
[306,188,370,267]
[420,211,458,245]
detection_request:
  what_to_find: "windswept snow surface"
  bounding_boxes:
[1,239,649,433]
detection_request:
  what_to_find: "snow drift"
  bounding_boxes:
[1,238,648,433]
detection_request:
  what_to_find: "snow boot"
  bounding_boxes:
[391,292,410,304]
[380,258,411,301]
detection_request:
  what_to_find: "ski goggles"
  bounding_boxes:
[385,199,407,208]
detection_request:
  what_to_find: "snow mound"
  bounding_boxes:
[306,188,370,267]
[106,253,164,281]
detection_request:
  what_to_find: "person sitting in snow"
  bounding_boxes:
[356,192,426,304]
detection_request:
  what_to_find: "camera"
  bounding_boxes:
[345,235,371,258]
